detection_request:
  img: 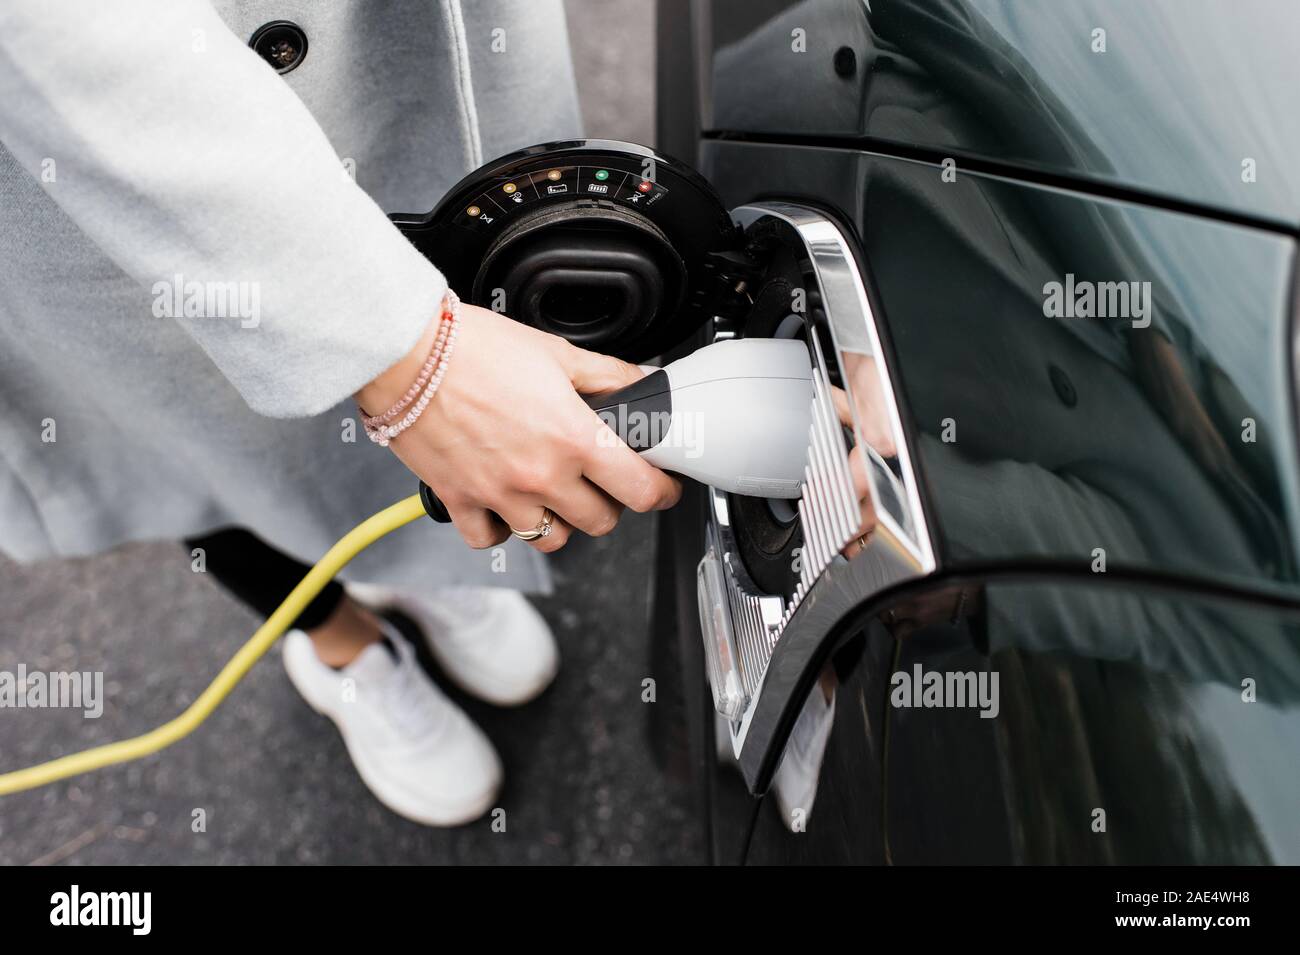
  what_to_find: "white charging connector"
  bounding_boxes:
[590,338,814,498]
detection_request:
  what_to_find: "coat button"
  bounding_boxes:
[1048,363,1077,407]
[833,46,857,77]
[250,21,308,74]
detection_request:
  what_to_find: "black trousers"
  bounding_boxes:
[186,528,345,631]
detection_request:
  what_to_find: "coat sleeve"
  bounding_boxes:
[0,0,447,418]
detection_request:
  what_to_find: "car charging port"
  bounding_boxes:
[393,139,742,363]
[472,202,683,352]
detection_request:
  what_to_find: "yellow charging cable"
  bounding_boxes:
[0,493,428,796]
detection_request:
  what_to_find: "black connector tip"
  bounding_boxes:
[418,482,453,523]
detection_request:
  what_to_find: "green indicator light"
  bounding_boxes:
[595,169,610,181]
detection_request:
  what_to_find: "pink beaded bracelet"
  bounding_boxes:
[361,290,461,447]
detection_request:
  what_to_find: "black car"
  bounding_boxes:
[403,0,1300,866]
[647,0,1300,865]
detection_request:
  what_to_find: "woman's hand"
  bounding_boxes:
[356,302,682,551]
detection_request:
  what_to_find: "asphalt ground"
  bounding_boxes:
[0,510,705,865]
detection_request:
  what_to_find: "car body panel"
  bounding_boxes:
[654,0,1300,864]
[888,579,1300,864]
[703,139,1300,595]
[706,0,1300,227]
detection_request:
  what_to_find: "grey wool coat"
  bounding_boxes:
[0,0,584,593]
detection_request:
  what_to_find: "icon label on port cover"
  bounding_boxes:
[455,192,508,229]
[531,165,579,198]
[491,177,539,209]
[621,177,666,207]
[578,166,626,198]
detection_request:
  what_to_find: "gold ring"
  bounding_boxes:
[510,508,555,542]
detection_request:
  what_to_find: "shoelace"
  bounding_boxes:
[380,649,450,739]
[425,588,499,642]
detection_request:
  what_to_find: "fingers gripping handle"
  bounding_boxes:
[417,371,671,523]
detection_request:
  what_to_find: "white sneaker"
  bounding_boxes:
[347,583,559,707]
[281,624,501,827]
